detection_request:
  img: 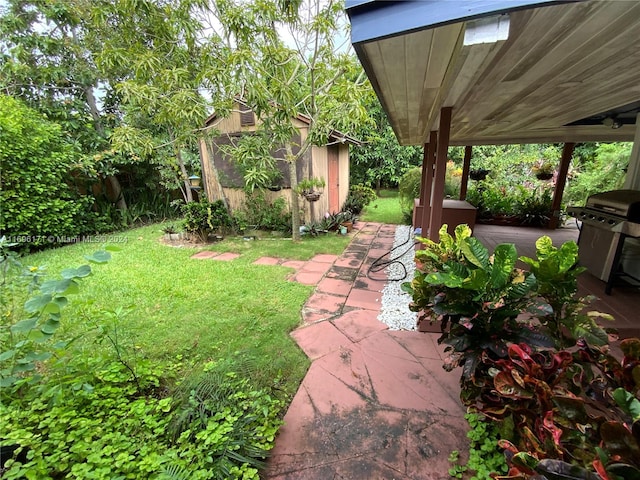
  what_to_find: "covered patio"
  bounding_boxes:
[346,0,640,239]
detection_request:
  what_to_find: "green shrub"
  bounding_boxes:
[0,95,93,249]
[342,184,377,214]
[181,199,232,241]
[444,161,462,198]
[564,142,630,206]
[241,191,291,233]
[398,167,422,223]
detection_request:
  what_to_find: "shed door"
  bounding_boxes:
[328,146,339,212]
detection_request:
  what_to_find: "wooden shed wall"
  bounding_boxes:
[199,102,352,225]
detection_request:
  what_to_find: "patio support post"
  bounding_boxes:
[418,143,429,214]
[460,145,472,200]
[623,113,640,190]
[548,142,575,229]
[428,107,452,241]
[419,131,437,240]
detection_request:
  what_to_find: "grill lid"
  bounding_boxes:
[586,190,640,221]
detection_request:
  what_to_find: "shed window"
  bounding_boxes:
[240,109,255,126]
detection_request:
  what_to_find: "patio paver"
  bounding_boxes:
[210,252,240,261]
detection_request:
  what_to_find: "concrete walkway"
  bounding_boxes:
[262,222,468,480]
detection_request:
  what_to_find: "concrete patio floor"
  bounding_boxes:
[261,222,468,480]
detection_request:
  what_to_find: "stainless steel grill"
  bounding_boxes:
[567,189,640,294]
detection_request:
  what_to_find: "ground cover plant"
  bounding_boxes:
[0,222,350,478]
[404,225,639,479]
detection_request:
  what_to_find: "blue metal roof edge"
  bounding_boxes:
[346,0,576,45]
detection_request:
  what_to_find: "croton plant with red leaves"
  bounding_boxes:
[404,225,640,479]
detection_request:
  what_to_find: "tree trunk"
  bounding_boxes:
[176,148,194,203]
[106,175,128,210]
[168,127,193,203]
[287,144,301,242]
[84,85,105,137]
[84,84,130,210]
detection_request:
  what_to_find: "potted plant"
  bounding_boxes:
[162,224,182,241]
[532,160,555,180]
[469,168,490,181]
[336,210,356,232]
[296,177,325,202]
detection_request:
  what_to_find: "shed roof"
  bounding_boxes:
[204,99,361,146]
[346,0,640,146]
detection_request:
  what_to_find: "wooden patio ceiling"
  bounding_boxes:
[347,1,640,146]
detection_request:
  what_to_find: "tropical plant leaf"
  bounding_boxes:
[613,388,640,421]
[535,458,601,479]
[445,260,468,279]
[525,298,553,317]
[464,269,489,290]
[518,255,537,268]
[439,225,454,251]
[600,421,640,465]
[491,244,517,289]
[508,272,537,299]
[460,237,489,269]
[511,451,539,472]
[570,317,608,346]
[10,317,38,333]
[606,463,640,480]
[462,353,480,380]
[556,241,579,274]
[515,328,556,348]
[453,224,473,244]
[24,294,53,313]
[60,265,92,279]
[535,236,555,259]
[84,250,112,264]
[621,338,640,360]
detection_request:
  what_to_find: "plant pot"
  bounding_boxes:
[470,169,490,181]
[535,173,554,180]
[267,185,282,192]
[340,221,353,233]
[304,192,321,202]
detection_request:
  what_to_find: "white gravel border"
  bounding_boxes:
[377,225,418,331]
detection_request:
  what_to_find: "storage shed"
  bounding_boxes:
[198,100,360,223]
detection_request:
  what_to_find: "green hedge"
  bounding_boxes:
[0,95,93,248]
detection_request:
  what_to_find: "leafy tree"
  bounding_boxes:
[0,0,128,209]
[0,0,198,213]
[206,0,370,240]
[89,0,209,204]
[349,96,423,192]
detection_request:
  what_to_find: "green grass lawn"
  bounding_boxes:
[360,189,406,224]
[23,224,353,395]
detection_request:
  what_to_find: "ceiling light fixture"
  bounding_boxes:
[603,116,623,129]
